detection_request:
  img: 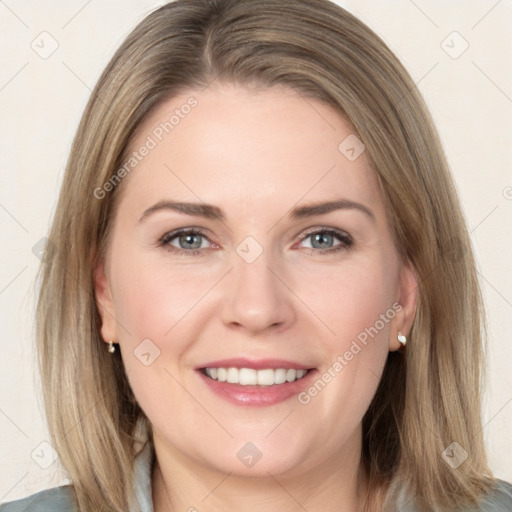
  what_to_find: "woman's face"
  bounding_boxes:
[95,83,417,478]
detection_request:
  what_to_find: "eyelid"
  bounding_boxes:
[159,226,213,243]
[158,226,218,255]
[298,225,352,241]
[294,226,353,250]
[158,225,353,255]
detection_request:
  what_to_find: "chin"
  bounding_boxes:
[194,433,313,479]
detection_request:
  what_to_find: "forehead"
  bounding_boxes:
[116,83,382,220]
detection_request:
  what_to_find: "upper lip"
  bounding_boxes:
[196,358,313,371]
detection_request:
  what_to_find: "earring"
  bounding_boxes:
[108,340,116,354]
[397,332,407,347]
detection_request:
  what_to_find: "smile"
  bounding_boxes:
[197,359,317,406]
[202,367,309,386]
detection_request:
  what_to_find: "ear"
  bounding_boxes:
[389,260,418,351]
[94,259,118,344]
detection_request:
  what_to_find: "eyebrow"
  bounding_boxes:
[138,199,375,223]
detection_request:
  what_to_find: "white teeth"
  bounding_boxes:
[226,367,238,383]
[203,367,309,386]
[274,368,287,384]
[257,369,275,386]
[286,369,296,382]
[296,369,306,379]
[239,368,257,385]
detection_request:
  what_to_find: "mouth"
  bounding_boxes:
[201,367,310,386]
[196,358,317,406]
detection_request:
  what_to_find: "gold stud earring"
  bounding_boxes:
[108,340,116,354]
[397,332,407,347]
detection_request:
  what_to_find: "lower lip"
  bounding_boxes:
[197,369,317,406]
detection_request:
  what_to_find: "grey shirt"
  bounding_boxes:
[1,442,511,511]
[0,441,154,512]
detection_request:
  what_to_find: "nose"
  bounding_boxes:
[220,249,296,335]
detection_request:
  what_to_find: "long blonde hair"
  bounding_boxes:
[36,0,495,510]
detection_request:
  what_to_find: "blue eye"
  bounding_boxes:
[299,228,353,254]
[158,228,211,255]
[174,233,204,250]
[158,227,353,256]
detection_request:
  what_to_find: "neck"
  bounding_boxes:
[152,430,374,512]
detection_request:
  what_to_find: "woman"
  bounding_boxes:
[1,0,511,510]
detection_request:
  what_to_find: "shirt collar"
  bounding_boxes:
[133,440,155,512]
[132,416,155,512]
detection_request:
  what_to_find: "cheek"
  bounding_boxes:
[301,254,397,418]
[108,255,214,418]
[110,253,218,343]
[107,247,231,394]
[305,251,398,345]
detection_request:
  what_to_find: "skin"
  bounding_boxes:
[95,83,418,512]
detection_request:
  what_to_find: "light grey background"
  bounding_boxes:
[0,0,511,502]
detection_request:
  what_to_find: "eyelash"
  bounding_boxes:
[157,227,354,256]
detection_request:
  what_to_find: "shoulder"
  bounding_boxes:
[395,478,512,512]
[476,479,512,511]
[0,486,77,512]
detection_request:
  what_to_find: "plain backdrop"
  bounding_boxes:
[0,0,511,502]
